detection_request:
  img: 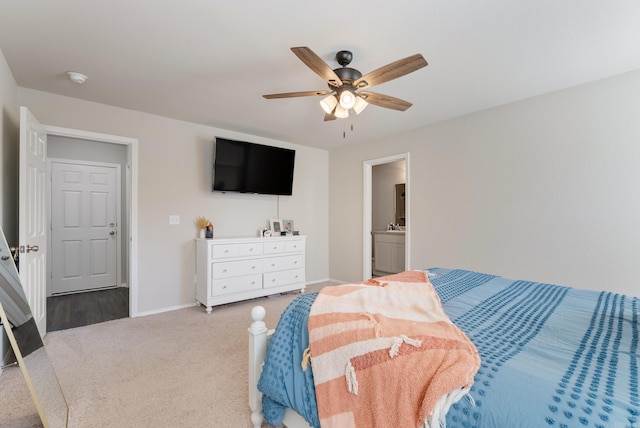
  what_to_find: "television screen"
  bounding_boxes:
[212,138,295,195]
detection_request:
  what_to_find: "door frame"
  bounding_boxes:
[363,153,410,280]
[43,125,139,317]
[48,158,122,295]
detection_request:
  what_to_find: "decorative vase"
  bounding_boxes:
[199,229,205,239]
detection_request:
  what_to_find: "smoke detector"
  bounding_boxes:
[67,71,88,84]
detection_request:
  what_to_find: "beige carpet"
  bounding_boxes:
[0,282,329,427]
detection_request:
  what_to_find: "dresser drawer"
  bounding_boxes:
[264,268,305,289]
[284,239,304,253]
[263,241,285,255]
[238,242,263,257]
[213,274,262,296]
[263,255,303,272]
[212,259,263,279]
[211,244,238,259]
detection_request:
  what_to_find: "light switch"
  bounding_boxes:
[169,215,180,225]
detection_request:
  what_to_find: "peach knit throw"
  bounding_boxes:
[307,271,480,428]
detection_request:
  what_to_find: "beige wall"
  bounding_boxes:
[17,88,330,315]
[330,70,640,297]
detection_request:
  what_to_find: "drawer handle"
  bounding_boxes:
[222,285,227,289]
[224,250,229,253]
[292,245,297,249]
[294,261,298,264]
[295,275,299,279]
[249,248,253,252]
[272,246,277,250]
[251,281,256,285]
[271,263,275,267]
[223,269,228,273]
[252,265,256,269]
[271,279,276,282]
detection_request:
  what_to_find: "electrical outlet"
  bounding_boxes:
[169,215,180,225]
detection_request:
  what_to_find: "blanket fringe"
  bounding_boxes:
[345,360,359,395]
[389,334,422,358]
[423,387,473,428]
[361,312,382,337]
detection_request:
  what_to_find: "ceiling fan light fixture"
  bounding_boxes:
[334,104,349,119]
[320,95,338,114]
[339,90,356,109]
[353,96,368,115]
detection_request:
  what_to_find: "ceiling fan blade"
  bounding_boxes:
[359,91,413,111]
[291,47,343,88]
[324,112,337,121]
[353,54,428,89]
[263,90,333,99]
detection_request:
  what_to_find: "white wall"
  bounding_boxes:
[330,70,640,298]
[18,88,330,314]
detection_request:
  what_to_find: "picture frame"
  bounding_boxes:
[270,219,283,234]
[283,220,294,235]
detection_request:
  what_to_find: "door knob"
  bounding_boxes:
[110,231,116,236]
[21,245,39,253]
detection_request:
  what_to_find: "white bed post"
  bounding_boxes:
[248,305,268,428]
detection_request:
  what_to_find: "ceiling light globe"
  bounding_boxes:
[353,97,368,115]
[334,104,349,119]
[320,95,338,114]
[339,90,356,109]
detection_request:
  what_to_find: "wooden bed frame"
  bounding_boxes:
[248,305,311,428]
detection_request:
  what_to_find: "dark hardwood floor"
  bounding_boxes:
[47,287,129,332]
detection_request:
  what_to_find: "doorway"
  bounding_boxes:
[43,125,139,324]
[363,153,410,279]
[50,160,121,294]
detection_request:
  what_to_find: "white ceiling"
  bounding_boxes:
[1,1,640,150]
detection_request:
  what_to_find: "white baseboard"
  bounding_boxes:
[306,278,332,285]
[134,302,198,318]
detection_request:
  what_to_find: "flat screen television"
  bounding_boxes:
[212,137,296,195]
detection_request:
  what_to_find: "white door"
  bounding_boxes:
[19,107,48,337]
[51,161,119,294]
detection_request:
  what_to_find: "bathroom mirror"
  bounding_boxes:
[0,227,68,427]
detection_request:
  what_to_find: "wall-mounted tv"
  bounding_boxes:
[212,137,296,196]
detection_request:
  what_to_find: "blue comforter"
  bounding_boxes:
[258,269,639,427]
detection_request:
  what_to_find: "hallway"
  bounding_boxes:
[47,287,129,332]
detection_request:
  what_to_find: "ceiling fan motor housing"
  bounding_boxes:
[333,67,362,85]
[336,50,353,66]
[331,50,362,86]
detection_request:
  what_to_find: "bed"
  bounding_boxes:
[248,268,639,427]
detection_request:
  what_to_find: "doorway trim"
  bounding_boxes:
[43,125,139,317]
[363,152,410,280]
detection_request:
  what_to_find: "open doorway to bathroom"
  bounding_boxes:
[363,153,409,279]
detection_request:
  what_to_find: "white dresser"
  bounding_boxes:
[195,236,306,313]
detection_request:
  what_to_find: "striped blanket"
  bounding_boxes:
[307,271,480,428]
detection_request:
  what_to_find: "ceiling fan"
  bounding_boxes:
[263,47,428,121]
